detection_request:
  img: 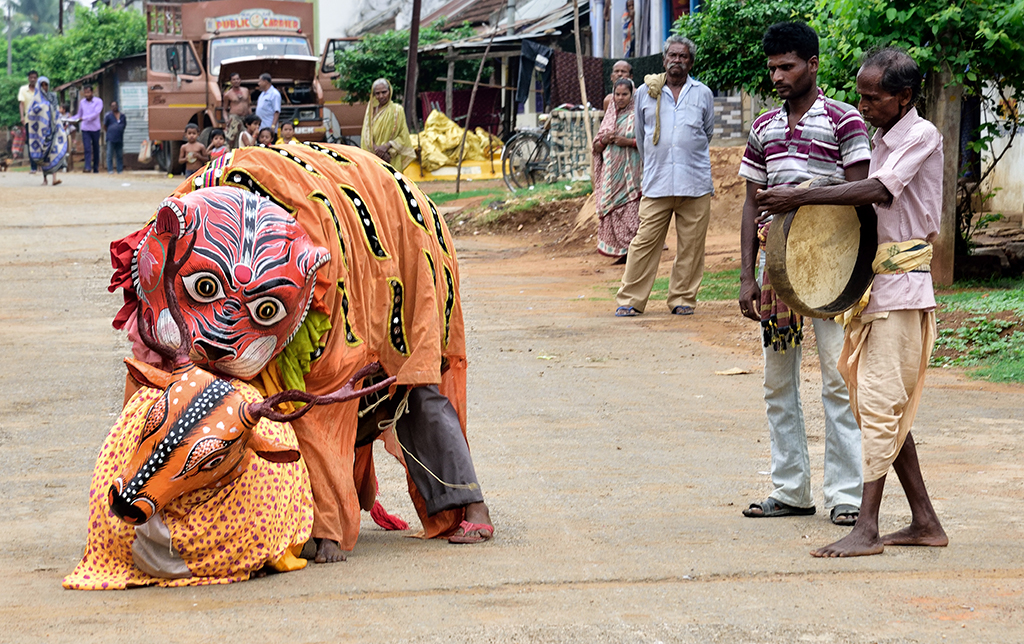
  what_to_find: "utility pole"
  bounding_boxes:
[6,2,13,76]
[59,0,63,35]
[403,0,423,133]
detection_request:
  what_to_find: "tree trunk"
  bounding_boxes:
[925,63,961,286]
[403,0,423,133]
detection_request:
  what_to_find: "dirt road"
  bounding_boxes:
[1,170,1022,643]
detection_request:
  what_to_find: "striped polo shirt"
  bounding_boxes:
[739,89,871,188]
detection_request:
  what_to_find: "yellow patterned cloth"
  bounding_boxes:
[840,239,932,327]
[62,382,313,589]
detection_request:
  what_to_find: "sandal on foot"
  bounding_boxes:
[671,305,694,316]
[830,504,860,526]
[615,306,641,317]
[742,498,816,518]
[448,520,494,544]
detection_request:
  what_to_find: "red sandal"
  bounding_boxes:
[448,520,494,544]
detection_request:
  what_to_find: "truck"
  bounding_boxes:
[144,0,364,172]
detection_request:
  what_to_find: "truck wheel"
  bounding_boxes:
[155,141,183,175]
[198,127,213,147]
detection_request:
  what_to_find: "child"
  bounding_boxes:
[59,103,79,171]
[178,123,208,175]
[239,114,261,148]
[207,128,228,160]
[275,122,300,145]
[257,127,275,146]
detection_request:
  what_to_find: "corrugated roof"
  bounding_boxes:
[419,1,586,53]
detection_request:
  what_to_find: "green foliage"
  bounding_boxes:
[426,186,507,205]
[0,74,25,127]
[10,34,48,77]
[37,4,146,87]
[481,180,592,218]
[609,269,740,302]
[932,277,1024,382]
[671,0,814,97]
[333,19,484,104]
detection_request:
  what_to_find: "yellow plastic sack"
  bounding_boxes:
[416,110,502,172]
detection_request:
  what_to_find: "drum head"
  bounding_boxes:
[765,181,877,318]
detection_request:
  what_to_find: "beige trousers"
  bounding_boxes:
[838,309,936,482]
[615,193,712,311]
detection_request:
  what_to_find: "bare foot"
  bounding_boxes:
[811,529,884,558]
[464,501,491,527]
[881,524,948,547]
[52,178,61,186]
[313,538,348,563]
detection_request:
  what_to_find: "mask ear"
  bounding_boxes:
[248,432,301,463]
[124,357,174,389]
[154,197,188,238]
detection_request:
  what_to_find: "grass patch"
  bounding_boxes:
[426,187,506,205]
[932,277,1024,382]
[483,180,592,215]
[605,268,740,302]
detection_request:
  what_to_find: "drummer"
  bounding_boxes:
[738,22,871,526]
[756,47,947,558]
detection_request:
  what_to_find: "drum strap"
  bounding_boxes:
[841,239,932,326]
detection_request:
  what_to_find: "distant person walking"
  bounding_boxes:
[593,78,642,263]
[26,77,69,186]
[77,85,103,173]
[614,36,715,318]
[222,72,251,148]
[18,70,39,173]
[360,78,414,171]
[255,73,281,132]
[103,101,127,174]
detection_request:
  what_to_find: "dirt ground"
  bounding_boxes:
[1,167,1023,643]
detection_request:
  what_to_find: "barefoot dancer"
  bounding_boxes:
[756,48,947,557]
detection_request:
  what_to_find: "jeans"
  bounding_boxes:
[106,140,124,173]
[758,252,862,509]
[81,130,101,172]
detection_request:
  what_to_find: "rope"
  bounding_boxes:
[378,388,479,491]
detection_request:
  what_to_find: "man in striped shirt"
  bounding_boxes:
[737,22,871,525]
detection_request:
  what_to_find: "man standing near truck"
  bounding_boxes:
[255,73,280,133]
[222,72,251,149]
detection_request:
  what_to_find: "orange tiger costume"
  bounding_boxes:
[169,144,469,549]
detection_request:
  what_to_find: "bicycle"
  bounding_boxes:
[501,116,552,191]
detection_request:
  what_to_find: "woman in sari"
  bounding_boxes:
[360,78,415,171]
[26,77,68,186]
[592,78,642,263]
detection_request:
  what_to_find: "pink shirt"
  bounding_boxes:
[864,108,943,315]
[77,96,104,132]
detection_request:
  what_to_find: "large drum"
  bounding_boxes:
[765,177,877,318]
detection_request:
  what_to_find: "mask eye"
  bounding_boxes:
[183,272,224,303]
[200,454,227,471]
[246,296,288,326]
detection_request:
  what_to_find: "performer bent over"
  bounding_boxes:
[756,47,948,557]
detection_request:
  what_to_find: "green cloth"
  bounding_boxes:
[275,310,332,398]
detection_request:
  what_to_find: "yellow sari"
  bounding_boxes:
[360,80,415,171]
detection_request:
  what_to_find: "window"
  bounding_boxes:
[150,42,202,76]
[209,36,311,76]
[320,39,355,74]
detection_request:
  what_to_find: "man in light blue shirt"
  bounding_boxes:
[255,72,281,132]
[615,35,715,318]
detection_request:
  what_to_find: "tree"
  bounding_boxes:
[810,0,1024,256]
[334,19,483,105]
[672,0,813,99]
[10,0,57,36]
[37,4,145,86]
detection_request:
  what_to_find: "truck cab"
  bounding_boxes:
[146,0,346,172]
